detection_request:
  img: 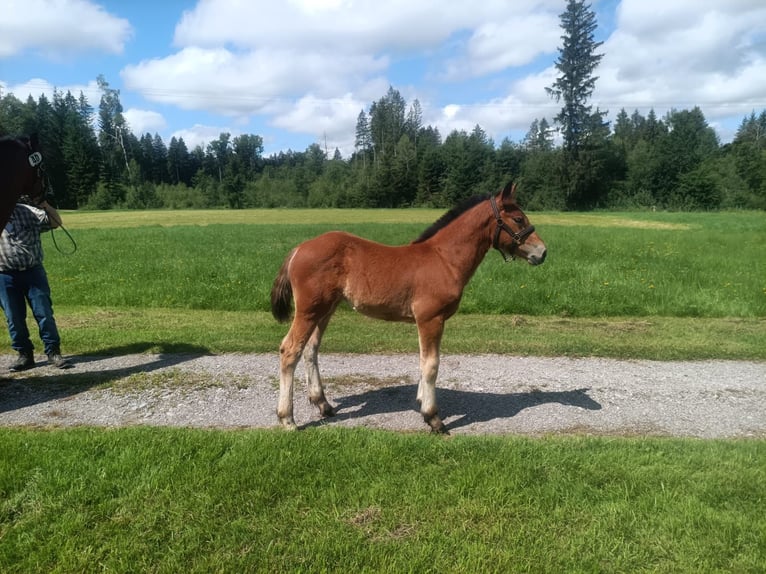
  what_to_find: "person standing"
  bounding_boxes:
[0,195,71,371]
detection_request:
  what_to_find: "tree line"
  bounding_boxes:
[1,2,764,212]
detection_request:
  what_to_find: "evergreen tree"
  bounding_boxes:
[656,108,719,208]
[138,133,155,181]
[391,134,418,205]
[731,111,766,207]
[415,126,444,206]
[496,137,524,183]
[0,91,33,135]
[546,0,606,209]
[59,92,100,207]
[523,118,554,152]
[168,136,192,186]
[405,99,423,142]
[354,109,372,162]
[232,133,264,178]
[151,134,169,183]
[206,132,232,183]
[612,109,632,153]
[546,0,604,155]
[369,87,407,164]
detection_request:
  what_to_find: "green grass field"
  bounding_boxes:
[1,208,764,572]
[52,208,765,318]
[22,207,766,359]
[1,428,764,573]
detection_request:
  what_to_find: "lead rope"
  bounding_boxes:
[41,171,77,255]
[49,222,77,255]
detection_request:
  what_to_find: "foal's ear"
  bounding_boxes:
[500,181,517,202]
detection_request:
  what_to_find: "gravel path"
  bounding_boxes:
[1,353,764,437]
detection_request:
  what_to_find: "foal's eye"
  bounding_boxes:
[512,216,524,224]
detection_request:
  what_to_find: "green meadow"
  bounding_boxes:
[1,428,764,573]
[1,208,764,573]
[24,207,766,359]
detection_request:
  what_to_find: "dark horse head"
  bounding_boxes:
[0,133,45,230]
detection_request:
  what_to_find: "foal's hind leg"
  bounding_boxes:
[416,317,447,434]
[277,315,316,430]
[303,312,335,418]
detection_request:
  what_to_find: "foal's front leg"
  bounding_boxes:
[416,317,447,434]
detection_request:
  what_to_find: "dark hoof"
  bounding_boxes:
[318,402,335,417]
[425,414,448,435]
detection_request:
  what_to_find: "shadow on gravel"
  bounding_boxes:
[319,384,602,432]
[0,342,211,414]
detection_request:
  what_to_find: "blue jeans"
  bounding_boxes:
[0,265,61,355]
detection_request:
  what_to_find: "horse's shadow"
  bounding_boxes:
[0,342,212,414]
[312,383,602,432]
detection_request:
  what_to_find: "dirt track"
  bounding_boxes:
[1,353,764,437]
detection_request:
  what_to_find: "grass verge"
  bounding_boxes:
[0,427,763,573]
[28,306,766,360]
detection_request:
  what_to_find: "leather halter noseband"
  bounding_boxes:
[489,197,535,262]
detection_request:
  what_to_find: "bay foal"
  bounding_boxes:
[271,182,546,432]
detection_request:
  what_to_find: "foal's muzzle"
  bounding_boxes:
[527,249,547,266]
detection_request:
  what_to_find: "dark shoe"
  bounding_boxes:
[47,351,72,369]
[9,351,35,372]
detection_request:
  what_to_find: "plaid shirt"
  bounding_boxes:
[0,203,51,271]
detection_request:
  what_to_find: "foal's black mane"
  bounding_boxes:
[412,194,490,244]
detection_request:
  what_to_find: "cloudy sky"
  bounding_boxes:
[2,0,765,156]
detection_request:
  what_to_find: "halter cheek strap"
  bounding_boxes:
[489,197,535,262]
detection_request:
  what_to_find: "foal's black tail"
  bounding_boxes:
[271,249,295,323]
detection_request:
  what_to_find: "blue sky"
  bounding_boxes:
[2,0,765,157]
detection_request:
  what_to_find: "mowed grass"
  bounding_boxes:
[21,207,766,360]
[1,427,764,573]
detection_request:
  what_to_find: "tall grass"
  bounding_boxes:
[1,427,763,573]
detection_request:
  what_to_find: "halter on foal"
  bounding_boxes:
[271,182,547,433]
[0,134,46,230]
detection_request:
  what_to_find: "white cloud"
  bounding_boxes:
[594,0,766,124]
[270,93,364,155]
[173,0,539,54]
[0,0,132,58]
[120,0,567,150]
[121,46,388,117]
[123,109,167,136]
[442,12,561,80]
[1,78,102,107]
[170,124,238,152]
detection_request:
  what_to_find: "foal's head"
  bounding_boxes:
[492,182,547,265]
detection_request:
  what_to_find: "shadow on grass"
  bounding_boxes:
[316,384,601,432]
[0,342,212,414]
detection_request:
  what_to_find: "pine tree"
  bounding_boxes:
[545,0,607,209]
[546,0,604,155]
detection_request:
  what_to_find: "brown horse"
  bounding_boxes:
[271,182,546,433]
[0,134,45,230]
